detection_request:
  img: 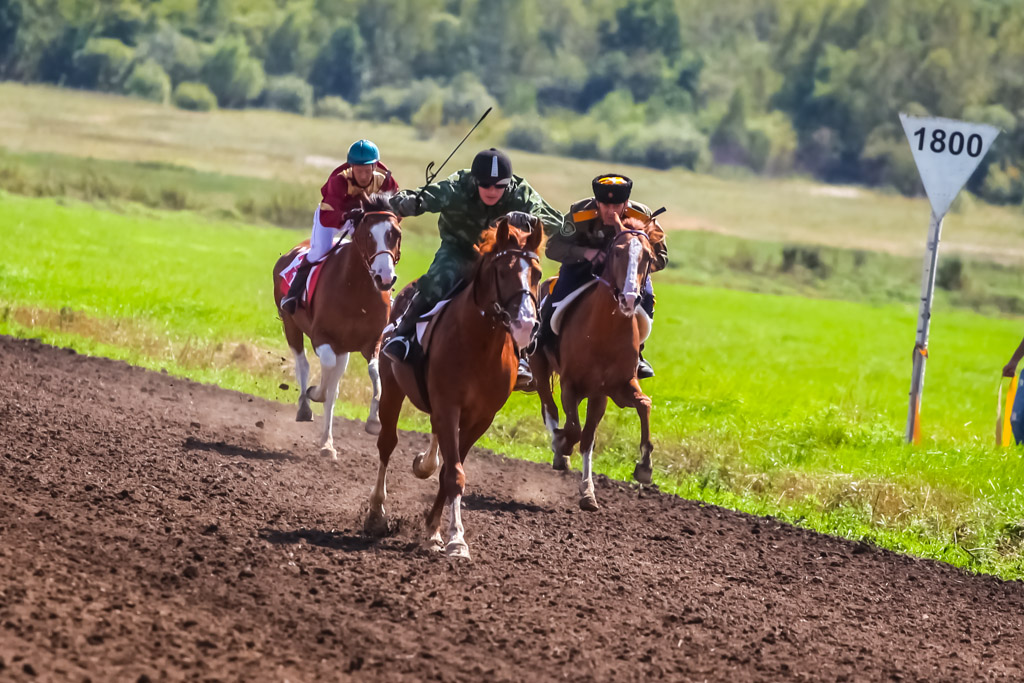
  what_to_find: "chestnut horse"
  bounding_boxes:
[365,212,544,559]
[272,194,402,458]
[530,215,655,510]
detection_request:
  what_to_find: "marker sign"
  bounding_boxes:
[900,114,1000,217]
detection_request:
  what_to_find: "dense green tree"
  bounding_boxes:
[200,34,265,107]
[308,22,364,101]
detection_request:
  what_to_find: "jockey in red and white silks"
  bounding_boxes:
[281,139,400,314]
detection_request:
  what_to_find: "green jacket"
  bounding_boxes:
[391,170,563,254]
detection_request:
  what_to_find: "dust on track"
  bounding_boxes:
[1,335,1022,682]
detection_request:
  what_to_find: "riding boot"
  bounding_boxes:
[637,343,655,380]
[281,258,315,315]
[382,292,430,363]
[514,351,536,393]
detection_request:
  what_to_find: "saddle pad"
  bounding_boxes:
[416,298,451,353]
[550,280,598,336]
[278,246,338,309]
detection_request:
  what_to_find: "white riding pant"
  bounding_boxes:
[307,207,353,264]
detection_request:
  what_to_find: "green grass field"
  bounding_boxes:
[3,190,1024,578]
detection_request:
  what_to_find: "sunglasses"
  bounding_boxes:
[478,180,510,189]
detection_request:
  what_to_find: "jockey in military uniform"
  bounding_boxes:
[539,173,668,379]
[280,139,400,314]
[383,148,563,389]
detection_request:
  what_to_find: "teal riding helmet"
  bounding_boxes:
[347,139,380,166]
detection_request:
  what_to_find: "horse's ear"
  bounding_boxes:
[495,216,510,244]
[348,208,365,227]
[526,216,543,251]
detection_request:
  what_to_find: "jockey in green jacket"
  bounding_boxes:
[385,148,563,388]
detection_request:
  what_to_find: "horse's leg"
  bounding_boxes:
[283,318,313,422]
[424,461,446,552]
[365,360,405,537]
[433,411,469,559]
[531,351,565,470]
[557,384,583,467]
[627,378,654,484]
[312,344,349,460]
[578,394,608,511]
[412,433,440,479]
[363,348,383,435]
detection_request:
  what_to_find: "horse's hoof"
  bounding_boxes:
[364,419,382,436]
[579,494,600,512]
[305,386,323,403]
[411,454,433,479]
[552,455,570,471]
[364,511,389,537]
[633,462,653,485]
[296,403,313,422]
[320,446,338,461]
[445,541,471,559]
[424,533,444,553]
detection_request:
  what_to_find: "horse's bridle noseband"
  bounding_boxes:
[474,248,541,330]
[595,229,653,301]
[354,211,402,270]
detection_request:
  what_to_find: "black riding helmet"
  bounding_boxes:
[471,148,512,188]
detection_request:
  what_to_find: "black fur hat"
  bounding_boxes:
[592,173,633,203]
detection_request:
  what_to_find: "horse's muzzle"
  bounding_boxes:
[374,274,397,291]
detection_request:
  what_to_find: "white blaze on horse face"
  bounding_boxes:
[369,220,396,286]
[621,237,642,314]
[509,256,538,349]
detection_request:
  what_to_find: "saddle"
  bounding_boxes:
[541,277,652,343]
[278,241,348,309]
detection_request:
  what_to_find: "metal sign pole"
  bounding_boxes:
[906,210,944,443]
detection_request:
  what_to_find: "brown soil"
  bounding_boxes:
[1,335,1022,682]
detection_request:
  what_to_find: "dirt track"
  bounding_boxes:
[1,335,1023,682]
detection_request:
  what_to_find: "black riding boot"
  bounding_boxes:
[637,343,655,380]
[280,258,315,315]
[515,350,536,393]
[382,292,430,362]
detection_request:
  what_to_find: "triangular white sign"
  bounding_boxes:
[900,114,1000,217]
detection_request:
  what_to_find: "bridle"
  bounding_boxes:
[473,247,541,331]
[595,229,653,304]
[351,211,402,271]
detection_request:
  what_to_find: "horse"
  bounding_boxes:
[365,212,544,559]
[271,193,402,459]
[529,214,656,511]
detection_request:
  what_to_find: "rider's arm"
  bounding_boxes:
[546,222,591,264]
[1004,335,1024,377]
[648,220,669,272]
[390,172,460,217]
[516,183,565,238]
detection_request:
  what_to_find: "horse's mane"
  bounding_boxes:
[475,225,500,255]
[622,216,651,234]
[362,192,395,213]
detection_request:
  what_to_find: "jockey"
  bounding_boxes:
[383,148,563,389]
[539,173,668,379]
[280,139,400,314]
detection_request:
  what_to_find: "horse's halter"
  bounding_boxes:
[596,229,653,310]
[352,211,402,270]
[474,247,541,331]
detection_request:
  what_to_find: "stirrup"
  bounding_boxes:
[280,295,300,315]
[515,358,536,393]
[382,335,411,362]
[637,358,655,380]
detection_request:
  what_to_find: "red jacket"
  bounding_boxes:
[319,161,400,228]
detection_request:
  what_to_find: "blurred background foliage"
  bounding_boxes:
[1,0,1023,204]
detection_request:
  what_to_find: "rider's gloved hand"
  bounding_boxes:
[394,194,423,218]
[505,211,535,229]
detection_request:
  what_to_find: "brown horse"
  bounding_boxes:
[272,194,402,458]
[530,215,655,510]
[365,212,544,559]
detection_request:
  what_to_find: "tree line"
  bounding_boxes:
[1,0,1022,205]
